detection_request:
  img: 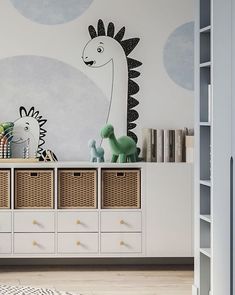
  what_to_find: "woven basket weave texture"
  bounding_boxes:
[58,169,97,209]
[0,170,10,209]
[15,169,54,209]
[102,169,141,209]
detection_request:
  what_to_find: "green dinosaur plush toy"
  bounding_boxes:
[100,124,137,163]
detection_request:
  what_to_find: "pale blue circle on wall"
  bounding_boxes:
[0,55,108,160]
[163,22,194,91]
[10,0,93,25]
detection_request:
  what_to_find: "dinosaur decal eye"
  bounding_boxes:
[24,122,29,131]
[97,46,104,53]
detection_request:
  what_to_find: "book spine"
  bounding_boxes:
[186,135,194,163]
[151,129,157,162]
[156,129,163,162]
[164,130,170,162]
[141,128,148,162]
[170,130,175,162]
[142,128,152,162]
[175,129,183,162]
[182,127,188,162]
[146,129,152,162]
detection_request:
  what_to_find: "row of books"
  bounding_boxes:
[142,128,194,163]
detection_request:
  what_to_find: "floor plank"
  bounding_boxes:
[0,265,193,295]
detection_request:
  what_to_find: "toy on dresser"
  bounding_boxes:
[0,122,14,159]
[100,124,137,163]
[88,139,105,162]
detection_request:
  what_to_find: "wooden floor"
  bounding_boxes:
[0,265,193,295]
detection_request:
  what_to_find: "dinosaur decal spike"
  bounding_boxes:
[114,27,126,42]
[121,38,140,56]
[82,19,142,147]
[127,58,142,70]
[88,25,97,39]
[129,70,140,79]
[107,22,115,37]
[128,97,139,108]
[97,19,106,36]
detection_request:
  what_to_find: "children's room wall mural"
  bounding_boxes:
[0,55,109,160]
[10,0,94,25]
[163,22,194,91]
[11,106,47,159]
[0,0,194,161]
[82,19,142,145]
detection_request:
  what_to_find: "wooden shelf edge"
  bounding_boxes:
[0,158,39,163]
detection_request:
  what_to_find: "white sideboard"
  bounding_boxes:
[146,163,193,257]
[0,162,193,258]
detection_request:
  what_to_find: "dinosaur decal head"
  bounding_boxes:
[100,124,114,138]
[13,116,40,145]
[82,36,122,68]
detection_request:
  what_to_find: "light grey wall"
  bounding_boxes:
[0,0,194,160]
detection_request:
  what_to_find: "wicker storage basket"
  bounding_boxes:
[58,169,97,209]
[101,169,141,209]
[15,169,54,209]
[0,170,10,209]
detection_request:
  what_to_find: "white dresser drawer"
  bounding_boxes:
[14,233,55,254]
[0,233,11,253]
[101,211,142,232]
[101,233,142,253]
[0,212,11,232]
[57,212,98,232]
[14,212,55,232]
[58,233,98,253]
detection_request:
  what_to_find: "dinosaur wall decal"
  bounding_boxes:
[82,19,142,149]
[11,106,47,158]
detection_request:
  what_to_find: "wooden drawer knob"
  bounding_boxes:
[120,220,125,224]
[76,241,81,246]
[76,220,81,225]
[32,240,37,246]
[32,220,37,225]
[120,241,124,246]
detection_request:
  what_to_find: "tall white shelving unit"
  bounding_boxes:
[195,1,212,293]
[194,0,232,294]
